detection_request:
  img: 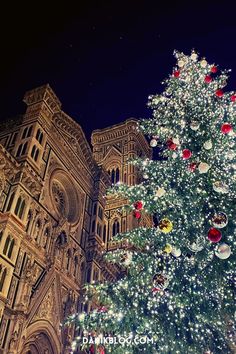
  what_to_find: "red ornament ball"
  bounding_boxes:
[133,201,143,210]
[168,142,177,150]
[182,149,192,160]
[89,345,95,354]
[208,228,222,243]
[215,89,224,98]
[188,162,197,172]
[133,210,141,219]
[221,123,233,134]
[211,66,218,73]
[231,95,236,102]
[97,346,106,354]
[173,70,180,78]
[204,75,212,83]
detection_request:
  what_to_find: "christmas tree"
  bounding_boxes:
[67,51,236,354]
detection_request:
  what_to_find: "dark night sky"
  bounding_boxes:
[1,0,236,141]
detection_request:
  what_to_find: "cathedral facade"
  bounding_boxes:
[0,85,151,354]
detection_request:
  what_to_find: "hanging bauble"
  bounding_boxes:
[211,65,218,73]
[168,142,177,150]
[231,94,236,102]
[171,247,181,257]
[172,152,178,159]
[163,244,172,253]
[182,149,192,160]
[172,137,180,145]
[133,201,143,210]
[121,251,133,266]
[200,59,208,68]
[155,187,166,198]
[178,59,185,68]
[143,173,148,179]
[208,228,222,243]
[89,344,95,354]
[204,75,212,83]
[188,162,197,172]
[203,140,212,150]
[190,52,198,61]
[211,212,228,228]
[226,151,235,160]
[198,162,210,173]
[190,121,200,130]
[213,181,229,194]
[97,345,106,354]
[153,273,168,289]
[133,210,141,219]
[221,123,233,134]
[188,237,205,252]
[173,70,180,78]
[158,218,173,233]
[215,243,231,259]
[150,138,158,147]
[215,89,224,97]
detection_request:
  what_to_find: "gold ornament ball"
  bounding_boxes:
[190,121,200,131]
[171,247,182,257]
[178,59,185,68]
[156,187,166,198]
[203,140,212,150]
[200,59,208,68]
[215,243,231,259]
[159,218,173,233]
[190,52,198,61]
[163,244,172,253]
[198,162,210,174]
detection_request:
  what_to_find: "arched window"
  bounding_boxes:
[26,210,32,233]
[16,144,22,157]
[31,145,39,161]
[91,220,95,233]
[97,223,102,236]
[14,196,25,219]
[86,268,91,283]
[56,231,67,246]
[73,256,78,277]
[27,126,32,138]
[93,203,97,215]
[8,239,14,258]
[36,129,44,144]
[66,249,71,270]
[14,196,22,215]
[3,235,11,255]
[22,127,28,139]
[111,169,115,184]
[35,149,39,161]
[43,227,50,249]
[6,192,15,212]
[116,168,120,183]
[0,267,7,292]
[21,142,28,155]
[19,199,25,219]
[103,225,107,243]
[112,219,120,236]
[31,145,36,158]
[34,220,41,242]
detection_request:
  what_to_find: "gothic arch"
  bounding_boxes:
[20,320,61,354]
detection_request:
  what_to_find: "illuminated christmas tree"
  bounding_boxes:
[67,51,236,354]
